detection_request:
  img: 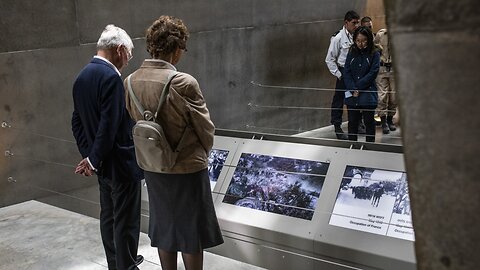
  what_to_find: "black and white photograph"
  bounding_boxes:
[387,175,415,241]
[222,153,329,220]
[392,178,411,216]
[207,149,229,190]
[329,166,412,238]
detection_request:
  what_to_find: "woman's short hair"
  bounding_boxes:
[146,15,189,58]
[96,24,134,51]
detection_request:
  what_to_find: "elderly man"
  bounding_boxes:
[325,10,360,140]
[71,24,144,270]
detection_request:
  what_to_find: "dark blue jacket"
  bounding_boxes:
[71,57,143,182]
[343,49,380,107]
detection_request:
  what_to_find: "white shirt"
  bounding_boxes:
[325,26,353,79]
[94,55,121,76]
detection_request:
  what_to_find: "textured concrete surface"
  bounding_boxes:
[0,200,265,270]
[384,1,480,269]
[0,1,386,209]
[0,0,78,53]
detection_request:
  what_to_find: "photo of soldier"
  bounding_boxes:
[393,181,411,215]
[371,184,385,207]
[207,149,229,190]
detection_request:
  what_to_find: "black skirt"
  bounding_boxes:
[144,168,224,253]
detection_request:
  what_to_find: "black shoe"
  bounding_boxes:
[382,123,390,134]
[336,133,348,140]
[388,122,397,131]
[334,126,348,140]
[386,116,397,131]
[135,255,144,266]
[358,123,366,134]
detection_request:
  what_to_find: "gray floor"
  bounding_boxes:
[296,123,402,145]
[0,200,265,270]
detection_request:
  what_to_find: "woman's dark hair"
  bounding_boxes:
[146,15,189,58]
[350,26,376,56]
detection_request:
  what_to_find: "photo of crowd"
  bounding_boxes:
[329,165,414,240]
[207,149,229,190]
[333,166,402,212]
[336,166,399,209]
[222,153,329,220]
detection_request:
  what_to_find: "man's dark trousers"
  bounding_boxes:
[98,175,141,270]
[331,67,346,126]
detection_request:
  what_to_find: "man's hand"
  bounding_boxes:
[75,158,94,177]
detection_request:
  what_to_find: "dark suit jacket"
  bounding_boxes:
[72,57,143,182]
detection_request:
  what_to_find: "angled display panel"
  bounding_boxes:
[215,139,341,252]
[208,149,230,191]
[208,136,239,194]
[222,153,329,220]
[313,149,416,270]
[328,166,414,241]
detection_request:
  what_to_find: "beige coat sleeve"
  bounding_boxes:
[173,73,215,153]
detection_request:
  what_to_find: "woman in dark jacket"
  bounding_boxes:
[344,26,380,142]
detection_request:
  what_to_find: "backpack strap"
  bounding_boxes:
[154,72,179,120]
[126,74,146,116]
[126,72,178,121]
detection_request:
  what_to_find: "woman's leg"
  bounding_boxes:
[158,249,177,270]
[362,106,376,142]
[347,106,360,141]
[182,251,203,270]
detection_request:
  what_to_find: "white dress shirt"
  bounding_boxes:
[325,26,354,79]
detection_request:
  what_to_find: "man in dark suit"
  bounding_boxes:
[71,24,144,270]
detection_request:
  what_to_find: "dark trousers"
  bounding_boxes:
[331,71,345,126]
[98,175,141,270]
[347,105,376,142]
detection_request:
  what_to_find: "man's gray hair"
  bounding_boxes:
[96,24,134,51]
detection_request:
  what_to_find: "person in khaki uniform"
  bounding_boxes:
[374,28,397,134]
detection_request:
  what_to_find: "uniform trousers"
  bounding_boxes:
[376,67,397,117]
[330,67,346,126]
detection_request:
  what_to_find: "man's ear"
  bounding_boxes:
[116,45,123,56]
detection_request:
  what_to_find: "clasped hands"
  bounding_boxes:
[75,158,94,177]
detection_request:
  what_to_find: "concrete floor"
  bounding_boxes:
[0,200,265,270]
[296,123,403,145]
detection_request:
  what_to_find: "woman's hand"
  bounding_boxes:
[353,90,359,97]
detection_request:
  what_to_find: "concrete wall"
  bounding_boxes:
[0,1,385,207]
[384,1,480,269]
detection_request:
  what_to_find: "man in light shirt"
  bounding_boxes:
[71,24,144,270]
[325,10,360,140]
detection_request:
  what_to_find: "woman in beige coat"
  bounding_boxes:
[125,15,223,270]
